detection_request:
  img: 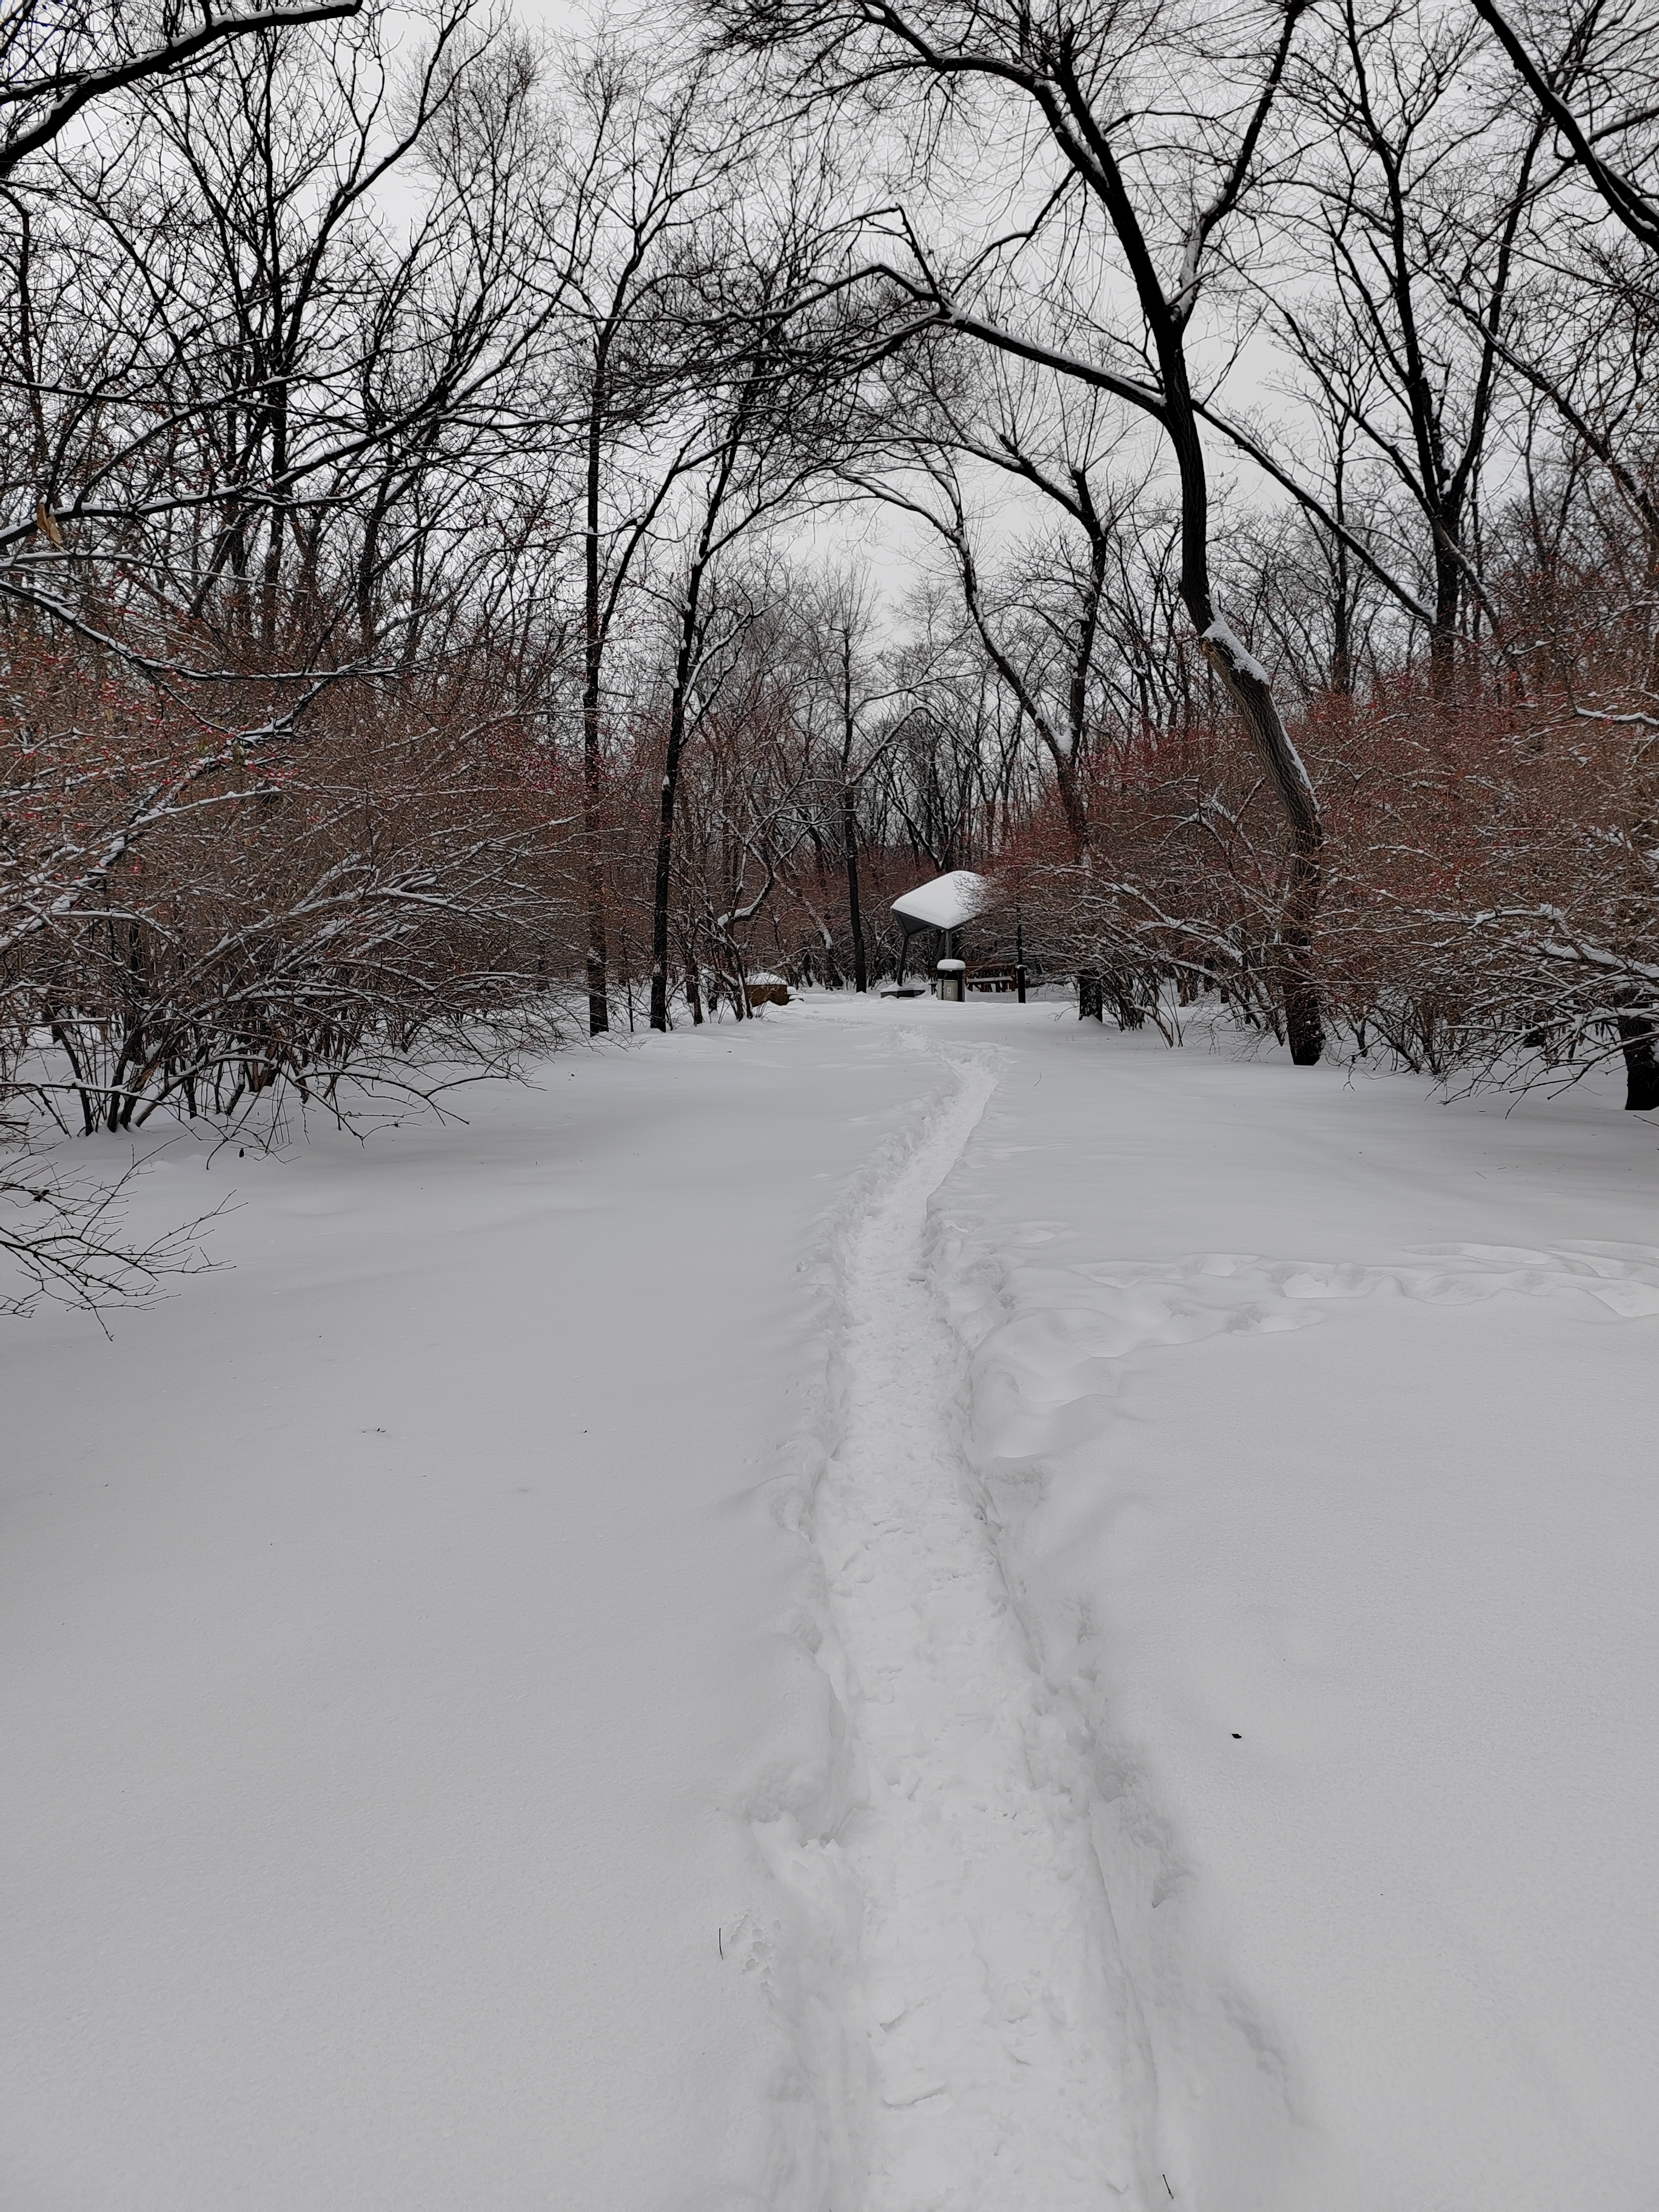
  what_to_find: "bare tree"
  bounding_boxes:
[0,0,366,179]
[546,48,754,1034]
[1470,0,1659,256]
[717,0,1332,1057]
[789,565,936,991]
[644,173,866,1031]
[1275,0,1546,688]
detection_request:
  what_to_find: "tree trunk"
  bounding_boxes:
[1618,1011,1659,1110]
[1199,635,1326,1064]
[1330,441,1354,695]
[842,783,866,992]
[1278,829,1325,1067]
[649,709,688,1034]
[1165,381,1325,1064]
[650,573,706,1033]
[1427,524,1461,697]
[581,386,609,1036]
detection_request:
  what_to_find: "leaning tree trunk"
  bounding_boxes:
[1167,320,1325,1062]
[1198,624,1325,1065]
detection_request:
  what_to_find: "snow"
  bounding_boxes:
[761,1059,1150,2204]
[1201,615,1270,686]
[0,1031,943,2211]
[890,869,988,933]
[920,1007,1659,2210]
[5,998,1658,2208]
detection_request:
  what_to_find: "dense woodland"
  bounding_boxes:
[3,0,1658,1291]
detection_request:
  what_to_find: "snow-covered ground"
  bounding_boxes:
[5,997,1657,2209]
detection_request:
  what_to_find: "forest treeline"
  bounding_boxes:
[3,0,1658,1277]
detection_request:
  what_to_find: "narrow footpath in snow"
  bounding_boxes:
[811,1049,1151,2210]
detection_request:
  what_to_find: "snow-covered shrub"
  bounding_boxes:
[988,646,1659,1107]
[1,643,582,1134]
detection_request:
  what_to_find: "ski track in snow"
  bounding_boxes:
[781,1033,1659,2210]
[812,1049,1148,2210]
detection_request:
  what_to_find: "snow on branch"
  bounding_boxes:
[1201,617,1270,686]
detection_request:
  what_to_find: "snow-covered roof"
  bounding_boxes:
[890,870,988,933]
